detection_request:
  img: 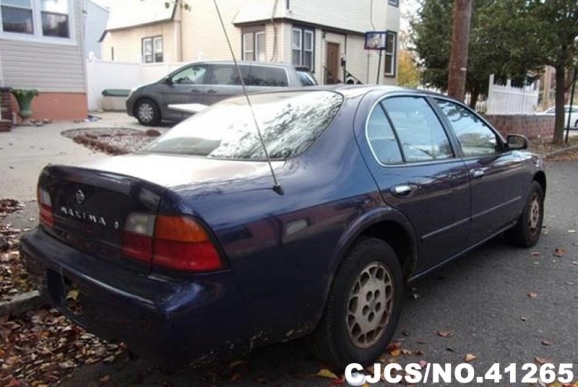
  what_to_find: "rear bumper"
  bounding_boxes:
[21,227,250,366]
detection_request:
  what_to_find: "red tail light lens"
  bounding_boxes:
[37,188,54,227]
[122,214,223,272]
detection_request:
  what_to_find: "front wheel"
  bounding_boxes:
[135,98,161,126]
[505,181,544,247]
[312,238,403,368]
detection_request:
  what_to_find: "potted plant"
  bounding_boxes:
[11,88,38,123]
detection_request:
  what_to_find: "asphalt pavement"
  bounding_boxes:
[42,160,577,387]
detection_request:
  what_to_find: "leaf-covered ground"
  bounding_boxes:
[529,136,578,161]
[0,307,128,387]
[0,200,33,302]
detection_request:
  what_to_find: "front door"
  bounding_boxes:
[325,42,340,84]
[434,98,528,244]
[160,64,209,120]
[363,95,471,272]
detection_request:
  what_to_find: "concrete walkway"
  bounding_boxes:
[0,112,147,201]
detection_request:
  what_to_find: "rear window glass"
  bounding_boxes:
[144,91,343,160]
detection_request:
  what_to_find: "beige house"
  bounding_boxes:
[101,0,400,85]
[0,0,88,121]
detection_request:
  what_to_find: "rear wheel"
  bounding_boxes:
[312,238,403,368]
[135,98,161,126]
[505,181,544,247]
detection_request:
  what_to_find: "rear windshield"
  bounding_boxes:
[144,91,343,160]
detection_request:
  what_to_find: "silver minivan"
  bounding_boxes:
[126,61,317,126]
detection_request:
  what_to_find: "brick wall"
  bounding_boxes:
[484,114,555,139]
[0,87,13,132]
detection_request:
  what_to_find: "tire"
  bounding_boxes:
[312,238,403,368]
[135,98,161,126]
[505,181,544,247]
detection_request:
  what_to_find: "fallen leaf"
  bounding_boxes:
[418,360,428,368]
[528,292,538,298]
[230,372,241,382]
[416,338,426,344]
[66,289,79,301]
[541,340,553,346]
[316,369,339,379]
[547,381,563,387]
[464,353,477,362]
[401,330,410,336]
[99,374,111,384]
[531,252,541,257]
[390,348,401,357]
[436,330,453,338]
[446,347,455,352]
[554,248,566,257]
[229,359,246,368]
[535,357,552,365]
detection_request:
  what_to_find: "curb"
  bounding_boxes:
[544,143,578,158]
[0,290,43,317]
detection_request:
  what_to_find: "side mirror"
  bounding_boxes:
[507,134,528,150]
[164,77,173,85]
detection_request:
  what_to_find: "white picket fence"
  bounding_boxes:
[86,58,189,111]
[486,74,539,115]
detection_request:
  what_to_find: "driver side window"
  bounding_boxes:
[170,65,208,85]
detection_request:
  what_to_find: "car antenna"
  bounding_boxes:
[212,0,284,196]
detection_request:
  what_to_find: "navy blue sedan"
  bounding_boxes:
[21,86,546,368]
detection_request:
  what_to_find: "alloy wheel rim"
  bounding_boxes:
[346,262,394,349]
[528,194,541,232]
[138,103,154,122]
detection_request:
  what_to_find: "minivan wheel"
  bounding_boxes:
[312,238,403,368]
[505,181,544,247]
[135,98,161,126]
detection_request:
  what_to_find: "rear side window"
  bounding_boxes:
[381,97,454,162]
[243,66,288,86]
[435,99,501,157]
[297,70,317,86]
[208,65,238,85]
[366,105,403,164]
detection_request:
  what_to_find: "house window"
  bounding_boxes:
[142,36,163,63]
[0,0,71,39]
[384,31,397,77]
[242,27,265,62]
[292,26,314,71]
[388,0,399,7]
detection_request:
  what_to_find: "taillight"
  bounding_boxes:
[122,214,223,272]
[37,188,54,227]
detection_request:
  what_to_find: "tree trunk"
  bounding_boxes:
[469,89,479,110]
[553,65,566,145]
[448,0,472,101]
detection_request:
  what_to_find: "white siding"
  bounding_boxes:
[0,0,86,93]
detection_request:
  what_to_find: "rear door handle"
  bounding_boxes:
[471,169,485,179]
[191,88,200,93]
[207,89,217,94]
[391,185,413,197]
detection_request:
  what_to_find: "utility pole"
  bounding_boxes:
[447,0,472,100]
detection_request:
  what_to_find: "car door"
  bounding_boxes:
[434,98,529,244]
[159,64,209,119]
[203,64,244,105]
[364,96,471,272]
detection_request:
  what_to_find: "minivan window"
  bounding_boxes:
[208,65,237,85]
[170,65,207,85]
[244,66,288,87]
[145,91,343,160]
[297,71,317,86]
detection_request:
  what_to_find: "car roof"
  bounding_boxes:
[191,60,297,69]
